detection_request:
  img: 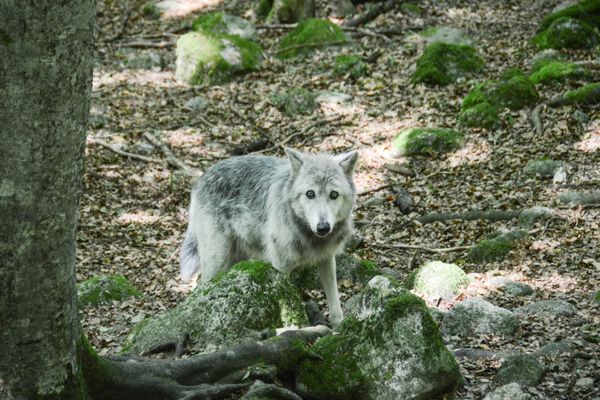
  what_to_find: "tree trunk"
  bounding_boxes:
[0,1,95,399]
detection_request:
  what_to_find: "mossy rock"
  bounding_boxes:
[333,54,367,79]
[400,2,423,16]
[523,158,564,177]
[409,261,471,300]
[533,16,600,50]
[462,70,538,111]
[441,297,520,338]
[262,0,315,23]
[529,60,588,85]
[175,31,262,85]
[296,276,462,400]
[413,42,484,85]
[123,261,309,354]
[420,26,472,45]
[468,230,527,264]
[565,82,600,104]
[393,127,463,156]
[78,275,142,306]
[272,88,318,116]
[459,102,501,129]
[494,353,545,387]
[539,0,600,30]
[531,49,563,71]
[277,18,345,59]
[192,12,256,39]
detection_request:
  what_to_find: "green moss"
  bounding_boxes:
[77,275,142,306]
[413,42,484,85]
[192,11,226,32]
[272,88,317,116]
[354,259,380,283]
[459,102,501,129]
[277,18,346,59]
[530,60,588,85]
[232,260,272,284]
[594,290,600,304]
[462,70,538,111]
[468,231,527,263]
[141,2,160,18]
[400,3,423,15]
[393,128,463,156]
[540,0,600,30]
[524,158,563,177]
[257,0,274,19]
[533,16,600,50]
[333,54,367,79]
[565,82,600,104]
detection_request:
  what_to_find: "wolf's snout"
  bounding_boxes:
[316,222,331,236]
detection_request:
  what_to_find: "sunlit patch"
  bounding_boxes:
[359,142,398,169]
[117,210,160,225]
[530,239,560,253]
[156,0,222,18]
[93,70,183,89]
[445,139,492,167]
[166,128,205,148]
[574,120,600,152]
[527,272,578,293]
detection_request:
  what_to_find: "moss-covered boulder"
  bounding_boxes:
[420,26,472,45]
[413,42,484,85]
[408,261,471,300]
[78,275,142,306]
[333,54,367,78]
[494,353,545,387]
[175,31,262,85]
[192,12,256,39]
[277,18,346,58]
[565,82,600,104]
[539,0,600,30]
[530,60,589,85]
[259,0,315,23]
[272,88,317,116]
[400,2,423,16]
[441,297,520,338]
[123,261,309,354]
[296,276,462,399]
[393,127,463,156]
[462,69,539,111]
[468,230,527,264]
[459,102,501,129]
[484,383,533,400]
[533,16,600,50]
[523,158,564,177]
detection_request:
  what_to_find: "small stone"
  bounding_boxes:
[572,109,589,124]
[515,299,576,318]
[185,96,209,111]
[503,282,534,296]
[518,207,554,229]
[536,340,574,357]
[442,297,520,338]
[410,261,470,300]
[494,353,545,387]
[129,142,155,156]
[574,377,595,392]
[524,159,564,178]
[483,383,532,400]
[392,186,413,214]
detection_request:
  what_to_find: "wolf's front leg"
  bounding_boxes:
[317,257,343,328]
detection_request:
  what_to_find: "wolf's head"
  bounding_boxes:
[285,148,358,238]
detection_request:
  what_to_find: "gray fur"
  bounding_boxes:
[179,148,358,327]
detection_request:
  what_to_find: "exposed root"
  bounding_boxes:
[90,138,164,164]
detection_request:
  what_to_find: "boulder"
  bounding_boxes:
[494,353,545,387]
[565,82,600,105]
[523,159,564,178]
[462,69,538,111]
[442,297,520,338]
[413,42,484,85]
[296,276,462,399]
[393,127,463,156]
[459,102,501,130]
[78,274,142,306]
[175,32,262,85]
[333,54,367,79]
[483,383,533,400]
[468,230,527,264]
[540,0,600,30]
[533,16,600,49]
[529,60,589,85]
[407,261,471,300]
[192,12,256,40]
[515,299,576,318]
[122,261,309,354]
[259,0,315,23]
[277,18,346,59]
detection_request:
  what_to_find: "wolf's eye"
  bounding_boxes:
[306,190,315,199]
[330,191,339,200]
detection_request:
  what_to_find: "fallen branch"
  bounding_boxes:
[558,191,600,206]
[386,243,473,253]
[120,40,175,49]
[342,26,392,42]
[143,132,198,176]
[417,210,522,225]
[90,138,164,164]
[84,326,330,400]
[343,0,403,27]
[273,40,349,56]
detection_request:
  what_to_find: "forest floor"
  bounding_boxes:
[79,0,599,398]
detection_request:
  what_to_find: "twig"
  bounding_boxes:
[106,5,132,42]
[142,132,198,176]
[273,40,349,56]
[417,210,522,225]
[385,243,473,253]
[358,184,392,196]
[342,26,392,42]
[343,0,403,27]
[120,40,175,49]
[90,138,164,164]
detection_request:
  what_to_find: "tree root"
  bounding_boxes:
[84,326,331,400]
[241,380,303,400]
[417,209,522,225]
[90,138,165,164]
[558,191,600,206]
[143,132,198,176]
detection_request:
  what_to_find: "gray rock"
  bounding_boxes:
[518,207,554,229]
[523,159,564,178]
[129,142,155,156]
[515,299,576,318]
[536,340,574,357]
[574,377,595,392]
[296,275,462,400]
[241,380,302,400]
[185,96,209,111]
[494,353,545,387]
[123,261,308,354]
[267,0,315,23]
[442,297,520,338]
[410,261,471,300]
[503,282,534,296]
[125,51,162,70]
[193,12,257,40]
[483,383,532,400]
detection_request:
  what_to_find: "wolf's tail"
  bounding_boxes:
[179,229,199,282]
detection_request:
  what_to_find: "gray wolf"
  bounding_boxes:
[179,148,358,327]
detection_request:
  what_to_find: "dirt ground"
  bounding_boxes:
[79,0,599,398]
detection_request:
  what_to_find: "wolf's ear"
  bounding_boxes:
[285,148,304,175]
[337,150,358,176]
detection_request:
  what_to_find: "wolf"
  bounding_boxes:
[179,148,358,327]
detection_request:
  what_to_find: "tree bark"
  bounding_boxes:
[0,1,95,399]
